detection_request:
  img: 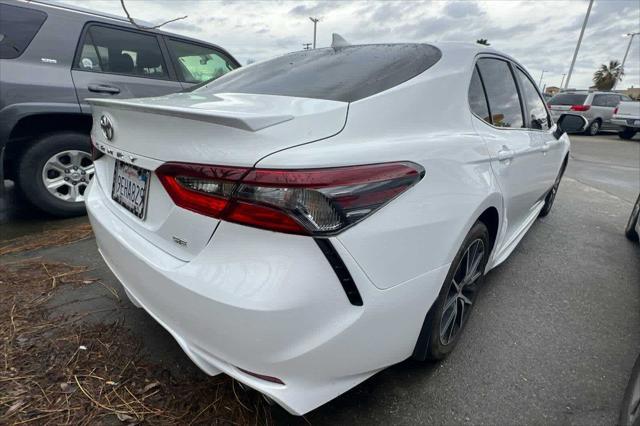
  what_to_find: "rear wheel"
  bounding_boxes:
[17,132,94,217]
[585,119,600,136]
[625,194,640,242]
[619,127,637,140]
[424,221,489,360]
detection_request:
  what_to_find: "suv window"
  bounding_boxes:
[548,93,587,105]
[0,4,47,59]
[195,44,442,102]
[469,66,491,123]
[476,58,524,128]
[607,94,622,107]
[515,68,550,130]
[166,39,236,84]
[75,25,168,79]
[592,94,609,107]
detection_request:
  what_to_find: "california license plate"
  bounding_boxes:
[111,160,151,219]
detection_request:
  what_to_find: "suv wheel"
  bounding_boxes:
[17,132,94,217]
[619,127,637,140]
[586,119,600,136]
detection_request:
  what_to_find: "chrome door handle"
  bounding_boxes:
[497,147,515,162]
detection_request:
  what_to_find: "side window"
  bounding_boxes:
[0,4,47,59]
[621,95,632,102]
[75,25,168,79]
[468,66,491,123]
[166,39,237,84]
[592,94,607,106]
[515,68,550,131]
[476,58,524,128]
[608,95,622,107]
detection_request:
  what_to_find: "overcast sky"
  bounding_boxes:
[53,0,640,90]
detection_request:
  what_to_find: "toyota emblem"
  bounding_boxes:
[100,115,114,141]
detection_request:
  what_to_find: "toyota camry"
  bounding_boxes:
[85,42,587,414]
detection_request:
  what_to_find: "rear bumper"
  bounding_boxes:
[612,118,640,129]
[86,178,449,415]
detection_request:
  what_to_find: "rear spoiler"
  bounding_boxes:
[87,98,294,132]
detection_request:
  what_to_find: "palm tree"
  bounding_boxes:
[593,60,624,91]
[476,39,490,46]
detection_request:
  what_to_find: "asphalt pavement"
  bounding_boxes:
[1,132,639,425]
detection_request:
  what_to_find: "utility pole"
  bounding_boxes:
[565,0,593,89]
[559,73,566,89]
[302,43,312,50]
[612,32,639,90]
[309,17,319,49]
[538,70,547,88]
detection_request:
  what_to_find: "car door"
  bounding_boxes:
[71,24,183,113]
[163,37,239,89]
[470,58,542,241]
[513,66,563,194]
[601,94,622,129]
[590,94,613,128]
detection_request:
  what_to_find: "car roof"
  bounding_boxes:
[11,0,233,54]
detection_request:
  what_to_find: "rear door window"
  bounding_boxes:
[592,94,608,107]
[75,25,168,79]
[476,58,524,128]
[548,93,587,106]
[515,68,550,130]
[468,66,491,124]
[166,39,237,84]
[0,3,47,59]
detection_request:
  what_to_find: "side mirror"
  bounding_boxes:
[554,113,588,139]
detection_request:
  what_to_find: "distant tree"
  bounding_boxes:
[592,60,624,91]
[476,39,490,46]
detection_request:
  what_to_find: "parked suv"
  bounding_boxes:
[548,90,633,136]
[0,0,240,216]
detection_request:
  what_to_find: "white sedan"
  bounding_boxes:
[85,42,586,415]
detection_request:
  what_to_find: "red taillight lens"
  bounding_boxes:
[156,162,424,236]
[570,104,590,111]
[613,107,618,114]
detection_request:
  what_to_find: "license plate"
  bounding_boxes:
[111,160,151,219]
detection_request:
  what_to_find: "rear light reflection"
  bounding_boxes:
[156,162,425,236]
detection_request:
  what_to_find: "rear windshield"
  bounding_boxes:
[548,93,587,106]
[194,44,442,102]
[0,4,47,59]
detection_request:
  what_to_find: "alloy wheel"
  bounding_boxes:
[589,121,600,136]
[42,150,94,202]
[439,238,485,345]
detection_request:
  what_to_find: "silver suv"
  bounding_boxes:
[0,0,240,216]
[548,90,633,136]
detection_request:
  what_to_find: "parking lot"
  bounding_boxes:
[1,132,639,424]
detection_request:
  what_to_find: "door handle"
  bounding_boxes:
[88,84,120,94]
[497,147,515,162]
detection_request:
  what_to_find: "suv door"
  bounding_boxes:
[590,93,615,129]
[513,66,564,195]
[602,94,622,129]
[470,58,542,242]
[72,24,183,113]
[164,37,239,88]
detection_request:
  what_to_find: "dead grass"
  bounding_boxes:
[0,223,94,256]
[0,259,273,425]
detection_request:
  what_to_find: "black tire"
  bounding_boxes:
[625,194,640,242]
[423,221,490,360]
[619,353,640,426]
[539,159,567,218]
[17,132,92,218]
[619,127,638,140]
[585,119,601,136]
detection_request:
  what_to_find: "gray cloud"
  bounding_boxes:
[443,1,484,18]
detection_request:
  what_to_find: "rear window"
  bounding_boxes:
[194,44,442,102]
[548,93,587,106]
[0,4,47,59]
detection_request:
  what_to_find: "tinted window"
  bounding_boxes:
[0,4,47,59]
[592,94,608,107]
[469,66,490,123]
[76,26,167,79]
[549,93,587,105]
[476,58,523,128]
[621,95,632,102]
[166,39,236,83]
[515,68,550,130]
[195,44,442,102]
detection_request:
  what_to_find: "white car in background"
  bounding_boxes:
[612,100,640,140]
[85,42,586,415]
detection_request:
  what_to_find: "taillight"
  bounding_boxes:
[156,162,424,236]
[570,104,590,111]
[613,107,618,114]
